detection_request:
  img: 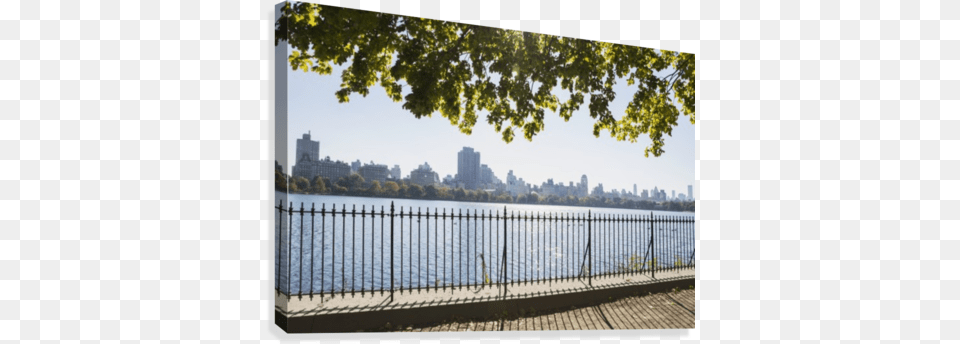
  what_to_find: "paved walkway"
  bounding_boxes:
[278,269,695,316]
[373,288,695,332]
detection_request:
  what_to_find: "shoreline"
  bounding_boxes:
[275,189,695,214]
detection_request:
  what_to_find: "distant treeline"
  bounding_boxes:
[276,171,694,213]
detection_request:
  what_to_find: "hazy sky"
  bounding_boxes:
[284,47,695,197]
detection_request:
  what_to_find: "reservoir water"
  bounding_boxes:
[275,191,695,295]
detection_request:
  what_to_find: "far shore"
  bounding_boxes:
[275,188,695,214]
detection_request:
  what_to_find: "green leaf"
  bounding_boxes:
[276,3,695,157]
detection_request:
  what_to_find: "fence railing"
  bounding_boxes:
[275,201,695,301]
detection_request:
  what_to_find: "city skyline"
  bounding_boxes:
[286,132,692,199]
[285,51,695,198]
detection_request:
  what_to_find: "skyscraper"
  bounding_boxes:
[480,164,499,186]
[295,131,319,163]
[358,161,389,185]
[410,162,440,186]
[292,130,352,183]
[633,184,637,196]
[592,183,604,196]
[506,170,530,196]
[457,147,481,190]
[688,185,693,201]
[390,165,401,180]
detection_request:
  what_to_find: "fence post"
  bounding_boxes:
[417,207,422,293]
[331,204,336,297]
[501,206,508,298]
[288,202,293,299]
[426,208,430,293]
[588,210,592,287]
[370,205,375,294]
[310,203,315,299]
[341,206,346,298]
[443,208,447,292]
[650,212,655,279]
[458,209,463,291]
[390,201,395,303]
[321,203,326,299]
[276,200,282,296]
[361,205,366,296]
[688,217,695,268]
[298,202,304,299]
[380,206,384,296]
[351,205,356,297]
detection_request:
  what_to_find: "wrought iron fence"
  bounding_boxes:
[275,201,695,300]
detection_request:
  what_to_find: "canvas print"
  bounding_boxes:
[274,1,696,333]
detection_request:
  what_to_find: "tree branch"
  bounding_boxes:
[665,59,689,96]
[434,26,473,65]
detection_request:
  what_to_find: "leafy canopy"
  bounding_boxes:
[275,3,695,157]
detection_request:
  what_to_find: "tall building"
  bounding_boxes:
[350,160,361,173]
[390,165,401,180]
[480,164,501,187]
[592,183,604,197]
[633,184,637,196]
[505,170,529,196]
[672,190,675,200]
[409,162,440,186]
[540,178,556,196]
[290,132,355,183]
[641,189,649,199]
[295,132,319,163]
[318,157,351,183]
[457,147,481,190]
[580,175,589,197]
[293,155,351,183]
[536,178,586,198]
[358,161,389,185]
[688,185,693,201]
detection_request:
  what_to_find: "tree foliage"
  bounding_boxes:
[276,3,695,157]
[424,184,440,199]
[406,184,424,198]
[336,173,366,191]
[312,176,328,193]
[292,176,310,192]
[275,170,287,191]
[383,181,400,196]
[366,180,382,196]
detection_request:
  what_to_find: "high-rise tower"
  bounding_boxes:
[457,147,481,190]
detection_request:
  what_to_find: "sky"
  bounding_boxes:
[283,46,695,197]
